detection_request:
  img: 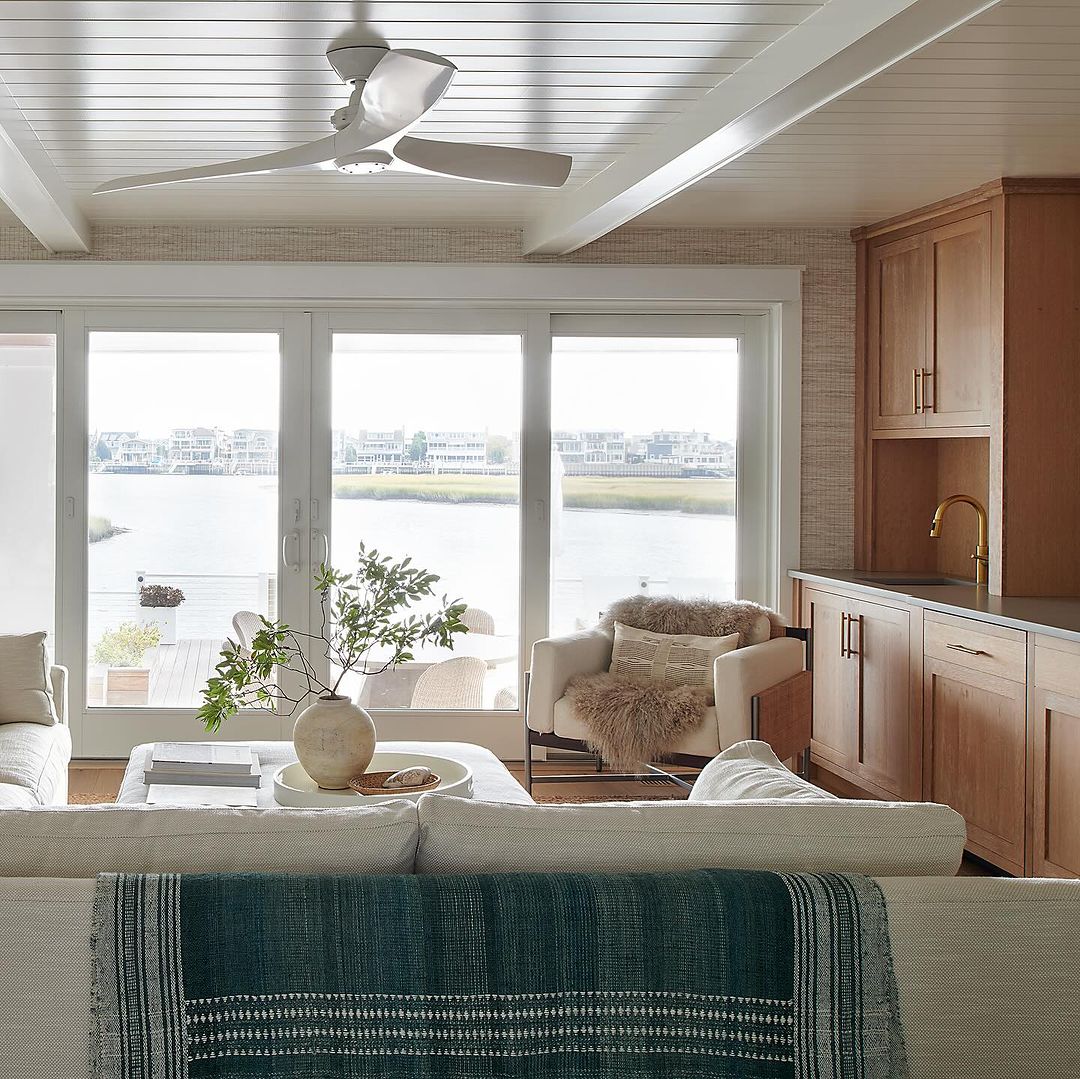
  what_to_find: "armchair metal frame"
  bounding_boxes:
[523,627,812,796]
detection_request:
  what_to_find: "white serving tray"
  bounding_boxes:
[273,751,472,808]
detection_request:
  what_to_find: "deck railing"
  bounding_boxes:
[88,570,277,646]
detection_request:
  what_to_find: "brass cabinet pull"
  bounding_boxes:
[840,612,860,658]
[921,369,933,412]
[848,614,862,658]
[946,643,988,656]
[912,368,920,414]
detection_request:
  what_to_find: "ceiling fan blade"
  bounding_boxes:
[393,137,573,188]
[93,134,340,194]
[359,49,456,137]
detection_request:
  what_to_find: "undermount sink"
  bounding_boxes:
[855,575,969,587]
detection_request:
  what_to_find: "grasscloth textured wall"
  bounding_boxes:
[0,223,855,569]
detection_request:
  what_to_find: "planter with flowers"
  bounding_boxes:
[138,583,185,646]
[94,622,161,706]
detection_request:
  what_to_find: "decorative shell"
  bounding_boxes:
[382,766,434,790]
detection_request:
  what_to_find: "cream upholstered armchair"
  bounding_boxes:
[523,620,811,796]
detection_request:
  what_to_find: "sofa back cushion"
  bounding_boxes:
[0,633,57,726]
[0,802,419,877]
[416,795,966,877]
[689,740,840,802]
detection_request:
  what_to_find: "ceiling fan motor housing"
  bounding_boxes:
[327,45,390,84]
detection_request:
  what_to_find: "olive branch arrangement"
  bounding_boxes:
[197,544,468,732]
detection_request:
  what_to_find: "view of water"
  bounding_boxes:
[89,472,736,660]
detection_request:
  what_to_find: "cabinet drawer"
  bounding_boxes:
[1034,634,1080,697]
[923,611,1026,682]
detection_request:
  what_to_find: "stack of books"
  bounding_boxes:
[144,743,261,807]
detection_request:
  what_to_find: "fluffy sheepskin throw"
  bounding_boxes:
[565,595,787,769]
[599,594,787,643]
[566,673,709,771]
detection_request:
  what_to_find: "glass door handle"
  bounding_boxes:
[281,531,301,574]
[313,529,329,568]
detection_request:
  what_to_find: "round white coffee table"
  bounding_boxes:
[273,750,473,807]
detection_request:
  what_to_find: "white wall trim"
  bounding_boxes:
[0,262,803,307]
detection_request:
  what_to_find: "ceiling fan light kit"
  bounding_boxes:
[93,43,573,196]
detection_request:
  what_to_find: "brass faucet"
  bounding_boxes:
[930,495,989,586]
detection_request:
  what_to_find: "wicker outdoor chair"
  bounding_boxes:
[461,606,496,635]
[230,610,264,656]
[410,656,487,710]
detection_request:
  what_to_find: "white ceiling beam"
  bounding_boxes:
[523,0,1005,255]
[0,73,90,252]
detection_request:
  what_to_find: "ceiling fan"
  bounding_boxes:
[94,45,573,195]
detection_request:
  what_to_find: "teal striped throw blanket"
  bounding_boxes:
[92,870,907,1079]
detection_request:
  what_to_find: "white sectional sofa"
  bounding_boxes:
[0,742,1077,1077]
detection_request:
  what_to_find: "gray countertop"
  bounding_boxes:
[791,569,1080,644]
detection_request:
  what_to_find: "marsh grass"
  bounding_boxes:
[333,474,735,515]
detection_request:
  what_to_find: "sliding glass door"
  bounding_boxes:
[55,307,775,757]
[322,325,523,714]
[86,331,282,710]
[549,332,740,635]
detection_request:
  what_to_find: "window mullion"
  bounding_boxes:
[520,310,552,699]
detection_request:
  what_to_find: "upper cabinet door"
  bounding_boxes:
[869,233,930,431]
[925,213,992,428]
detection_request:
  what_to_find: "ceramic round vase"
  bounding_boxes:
[292,695,376,790]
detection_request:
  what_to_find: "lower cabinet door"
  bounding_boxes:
[925,657,1027,874]
[853,598,921,800]
[1031,687,1080,878]
[805,588,858,774]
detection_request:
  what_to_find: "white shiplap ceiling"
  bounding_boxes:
[642,0,1080,227]
[0,0,1076,239]
[0,1,824,228]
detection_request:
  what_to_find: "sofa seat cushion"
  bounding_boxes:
[0,722,71,804]
[552,694,722,757]
[416,795,967,877]
[0,632,58,725]
[0,802,419,878]
[690,740,838,802]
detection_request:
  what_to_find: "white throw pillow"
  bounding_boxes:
[0,803,420,877]
[416,795,967,877]
[0,633,57,726]
[609,621,739,704]
[689,740,839,803]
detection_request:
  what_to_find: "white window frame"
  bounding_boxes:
[0,263,802,760]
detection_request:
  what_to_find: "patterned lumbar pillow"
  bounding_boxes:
[0,631,57,725]
[608,621,739,704]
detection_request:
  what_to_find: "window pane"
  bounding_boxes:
[0,334,56,638]
[331,333,521,710]
[550,336,738,635]
[87,332,280,708]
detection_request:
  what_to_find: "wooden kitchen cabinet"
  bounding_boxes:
[1030,635,1080,878]
[868,234,930,431]
[925,213,993,428]
[856,179,1080,596]
[804,585,921,800]
[924,657,1027,875]
[866,212,992,434]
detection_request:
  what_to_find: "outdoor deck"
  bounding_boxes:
[147,638,224,707]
